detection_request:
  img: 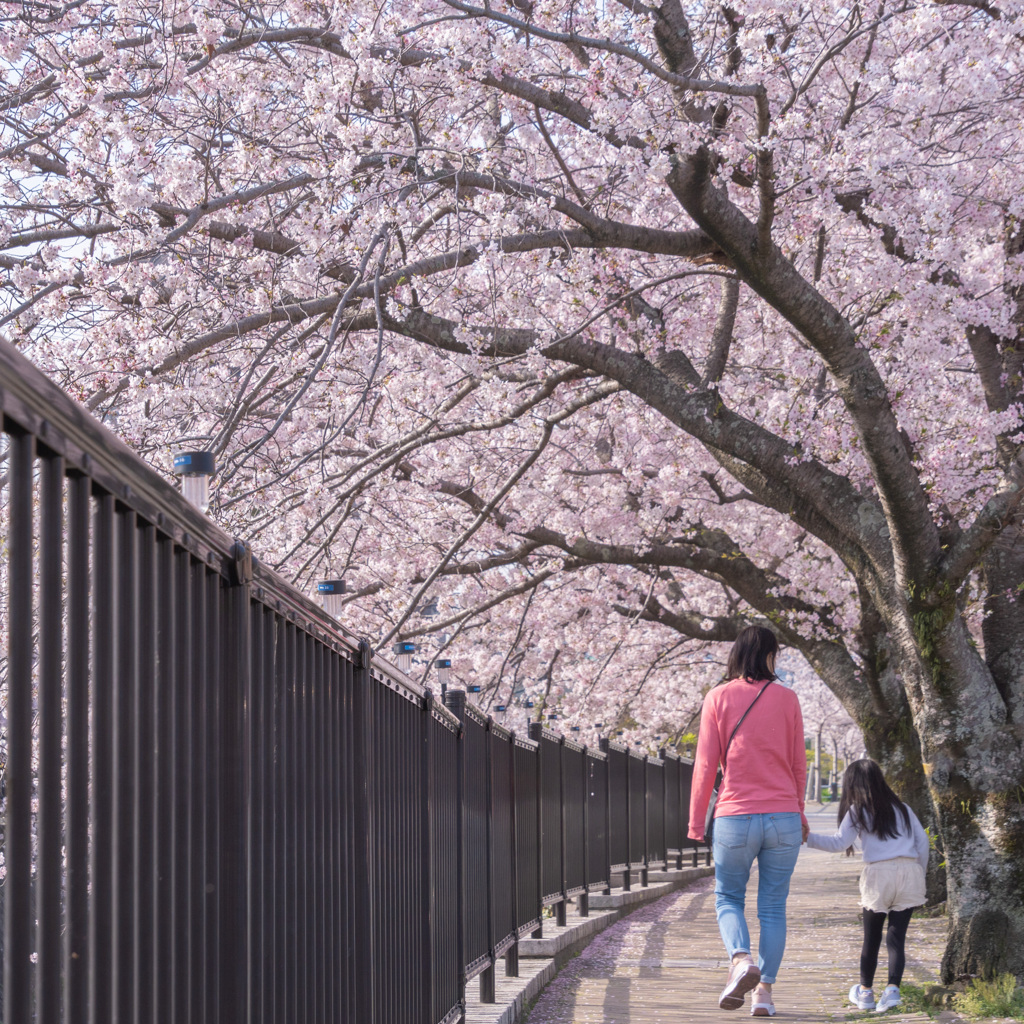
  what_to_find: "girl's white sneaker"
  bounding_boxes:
[876,986,901,1012]
[849,984,876,1010]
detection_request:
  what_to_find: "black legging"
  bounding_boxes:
[861,907,913,988]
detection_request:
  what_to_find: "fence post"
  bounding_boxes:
[442,689,468,1022]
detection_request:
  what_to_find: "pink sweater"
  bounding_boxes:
[688,678,807,840]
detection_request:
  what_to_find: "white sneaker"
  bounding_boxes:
[849,984,876,1010]
[719,959,761,1010]
[876,986,901,1012]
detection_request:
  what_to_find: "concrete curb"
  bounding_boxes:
[464,865,715,1024]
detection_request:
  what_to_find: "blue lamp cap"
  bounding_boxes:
[172,450,215,476]
[496,704,507,712]
[524,701,534,708]
[468,685,481,693]
[393,641,415,654]
[436,658,452,669]
[317,579,346,594]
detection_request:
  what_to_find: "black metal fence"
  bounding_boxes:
[0,335,705,1024]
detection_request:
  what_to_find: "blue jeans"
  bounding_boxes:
[712,812,802,984]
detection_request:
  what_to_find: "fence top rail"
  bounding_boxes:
[585,746,608,763]
[464,701,490,728]
[647,755,665,767]
[604,739,630,755]
[562,735,586,754]
[628,746,649,762]
[489,718,512,742]
[513,732,539,753]
[533,725,563,745]
[431,701,460,732]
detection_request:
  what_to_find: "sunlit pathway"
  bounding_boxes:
[525,806,947,1024]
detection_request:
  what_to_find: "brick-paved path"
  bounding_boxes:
[525,805,951,1024]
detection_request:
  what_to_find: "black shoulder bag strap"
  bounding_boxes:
[705,680,773,842]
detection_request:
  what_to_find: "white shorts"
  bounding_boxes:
[859,857,927,913]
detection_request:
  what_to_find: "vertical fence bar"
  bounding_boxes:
[556,736,567,927]
[134,521,156,1024]
[172,545,192,1024]
[273,615,290,1024]
[353,641,376,1024]
[205,567,222,1024]
[579,745,590,918]
[66,471,91,1021]
[527,722,543,938]
[253,604,271,1024]
[189,558,206,1024]
[314,641,327,1024]
[442,689,468,1022]
[90,490,116,1024]
[421,693,436,1022]
[598,737,606,897]
[37,449,64,1024]
[285,622,299,1024]
[480,715,496,1003]
[112,504,137,1024]
[638,757,647,884]
[153,532,175,1024]
[222,543,252,1024]
[505,731,520,978]
[299,630,312,1024]
[3,428,33,1024]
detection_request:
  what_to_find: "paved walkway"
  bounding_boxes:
[525,805,950,1024]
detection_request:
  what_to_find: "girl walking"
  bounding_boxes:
[805,759,930,1013]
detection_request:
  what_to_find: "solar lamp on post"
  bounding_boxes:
[435,658,451,698]
[317,579,346,618]
[172,450,215,512]
[392,641,415,674]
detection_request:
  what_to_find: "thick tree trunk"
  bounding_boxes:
[893,613,1024,982]
[937,788,1024,982]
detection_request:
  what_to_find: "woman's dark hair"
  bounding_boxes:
[838,758,911,840]
[726,625,779,682]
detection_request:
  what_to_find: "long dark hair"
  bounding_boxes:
[726,625,779,683]
[838,758,911,839]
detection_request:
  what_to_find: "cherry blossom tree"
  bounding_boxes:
[1,0,1022,980]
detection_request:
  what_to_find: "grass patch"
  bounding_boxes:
[953,973,1024,1019]
[898,983,936,1015]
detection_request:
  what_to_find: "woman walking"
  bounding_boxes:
[805,759,929,1013]
[689,626,808,1016]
